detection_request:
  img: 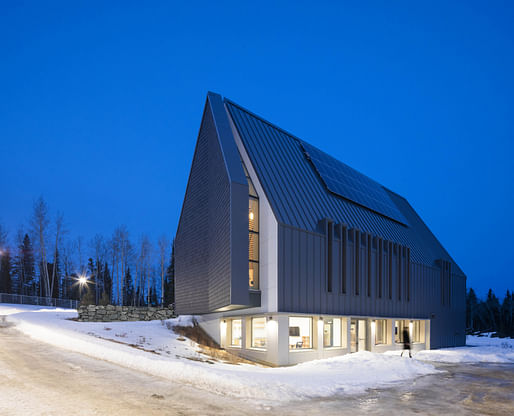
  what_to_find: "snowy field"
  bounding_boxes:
[1,304,512,404]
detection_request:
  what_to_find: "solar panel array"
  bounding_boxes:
[300,141,409,226]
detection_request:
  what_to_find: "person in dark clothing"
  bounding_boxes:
[401,328,412,358]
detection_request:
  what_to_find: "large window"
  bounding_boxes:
[375,319,389,345]
[251,317,267,349]
[231,319,242,347]
[323,318,342,348]
[412,320,425,343]
[244,163,259,290]
[289,317,312,350]
[395,320,409,343]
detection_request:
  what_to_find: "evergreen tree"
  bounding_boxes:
[149,285,158,306]
[99,290,110,306]
[87,257,98,304]
[500,291,513,337]
[466,288,478,331]
[79,284,95,306]
[14,234,36,296]
[0,248,12,293]
[163,241,175,306]
[123,267,134,306]
[68,273,80,300]
[485,289,501,331]
[102,262,112,304]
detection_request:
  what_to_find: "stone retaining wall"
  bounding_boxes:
[77,304,175,322]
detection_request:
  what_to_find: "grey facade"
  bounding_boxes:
[175,92,466,360]
[175,93,252,314]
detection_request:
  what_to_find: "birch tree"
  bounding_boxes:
[157,235,169,306]
[50,212,65,298]
[89,234,106,304]
[112,226,130,305]
[30,196,51,297]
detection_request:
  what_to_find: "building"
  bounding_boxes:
[175,92,466,366]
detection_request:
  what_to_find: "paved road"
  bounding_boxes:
[0,318,253,416]
[1,317,513,415]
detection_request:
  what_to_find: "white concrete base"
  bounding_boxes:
[197,312,429,366]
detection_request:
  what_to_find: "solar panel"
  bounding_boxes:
[300,141,409,226]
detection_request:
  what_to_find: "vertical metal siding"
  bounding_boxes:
[175,95,249,314]
[225,100,464,277]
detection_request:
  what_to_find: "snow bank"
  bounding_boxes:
[1,304,439,403]
[391,334,514,364]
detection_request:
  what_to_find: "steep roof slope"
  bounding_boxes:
[225,98,464,275]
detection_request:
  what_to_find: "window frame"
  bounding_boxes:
[251,317,267,350]
[230,319,242,348]
[288,316,313,351]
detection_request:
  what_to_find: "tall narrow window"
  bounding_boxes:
[355,230,360,296]
[388,242,393,300]
[327,222,333,293]
[377,238,384,298]
[367,234,372,297]
[243,163,259,290]
[406,248,410,302]
[398,245,402,301]
[231,319,242,347]
[341,225,347,294]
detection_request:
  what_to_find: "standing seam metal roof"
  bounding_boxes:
[224,97,464,275]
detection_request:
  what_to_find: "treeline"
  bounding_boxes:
[466,288,513,337]
[0,196,175,306]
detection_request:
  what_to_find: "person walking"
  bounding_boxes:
[401,328,412,358]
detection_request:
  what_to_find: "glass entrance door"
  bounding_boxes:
[350,320,357,352]
[358,319,367,351]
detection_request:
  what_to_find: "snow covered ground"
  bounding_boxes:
[413,334,514,364]
[1,304,512,404]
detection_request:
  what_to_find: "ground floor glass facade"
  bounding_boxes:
[220,314,429,366]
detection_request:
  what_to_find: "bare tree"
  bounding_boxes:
[0,222,7,249]
[76,235,85,276]
[61,238,76,299]
[157,235,169,306]
[30,196,51,297]
[135,234,152,306]
[0,221,8,287]
[14,227,25,294]
[111,226,130,305]
[49,212,65,297]
[89,234,106,304]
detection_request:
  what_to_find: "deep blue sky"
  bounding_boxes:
[1,1,513,298]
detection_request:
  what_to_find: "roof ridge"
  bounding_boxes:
[224,96,407,207]
[224,97,304,144]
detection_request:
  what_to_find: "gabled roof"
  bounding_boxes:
[224,97,464,275]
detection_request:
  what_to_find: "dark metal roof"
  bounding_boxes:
[224,97,464,275]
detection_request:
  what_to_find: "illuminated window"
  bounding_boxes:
[289,317,312,350]
[251,317,267,348]
[243,162,259,290]
[412,320,425,343]
[394,320,409,343]
[323,318,342,347]
[375,319,389,345]
[231,319,242,347]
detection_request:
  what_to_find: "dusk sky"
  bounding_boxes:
[1,1,513,298]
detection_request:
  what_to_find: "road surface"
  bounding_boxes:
[1,316,513,415]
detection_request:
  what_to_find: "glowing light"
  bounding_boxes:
[78,275,88,285]
[249,211,254,221]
